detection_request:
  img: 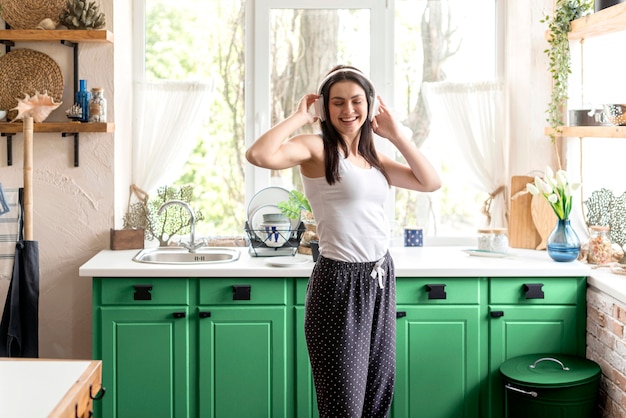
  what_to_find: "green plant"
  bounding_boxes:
[60,0,106,30]
[541,0,592,141]
[277,190,312,221]
[123,185,204,246]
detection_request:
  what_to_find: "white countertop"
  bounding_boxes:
[0,359,94,417]
[78,246,626,304]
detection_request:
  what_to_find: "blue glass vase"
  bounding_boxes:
[546,219,580,262]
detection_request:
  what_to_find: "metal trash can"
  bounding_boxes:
[500,353,601,418]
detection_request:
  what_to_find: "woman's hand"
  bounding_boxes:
[371,96,404,143]
[295,93,320,124]
[372,96,442,192]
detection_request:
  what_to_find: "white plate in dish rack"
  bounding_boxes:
[247,186,291,221]
[250,204,290,241]
[247,187,300,232]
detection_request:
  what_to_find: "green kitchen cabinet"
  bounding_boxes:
[196,278,290,418]
[98,305,190,417]
[485,277,587,418]
[93,274,586,418]
[93,277,290,418]
[392,278,487,418]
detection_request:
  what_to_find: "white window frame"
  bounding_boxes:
[244,0,394,207]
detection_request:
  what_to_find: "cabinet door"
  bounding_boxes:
[393,306,482,418]
[486,305,578,418]
[197,306,287,418]
[98,307,190,418]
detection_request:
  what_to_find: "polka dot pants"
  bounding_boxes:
[304,252,396,418]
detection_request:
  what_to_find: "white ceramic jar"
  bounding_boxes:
[477,228,509,253]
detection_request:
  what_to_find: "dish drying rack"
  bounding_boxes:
[244,221,305,257]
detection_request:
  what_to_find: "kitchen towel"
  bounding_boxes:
[0,186,20,281]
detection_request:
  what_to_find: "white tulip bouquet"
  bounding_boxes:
[526,167,581,220]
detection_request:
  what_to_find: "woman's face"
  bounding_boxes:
[327,80,369,138]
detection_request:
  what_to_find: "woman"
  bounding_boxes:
[246,65,440,417]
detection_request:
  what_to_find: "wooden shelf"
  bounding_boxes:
[1,122,114,167]
[568,2,626,40]
[545,125,626,138]
[0,29,113,43]
[0,121,114,134]
[1,28,115,166]
[544,4,626,139]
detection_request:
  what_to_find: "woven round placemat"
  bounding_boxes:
[0,0,66,29]
[0,49,64,120]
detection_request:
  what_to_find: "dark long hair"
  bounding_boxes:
[318,65,390,185]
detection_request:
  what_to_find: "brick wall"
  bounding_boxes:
[586,287,626,418]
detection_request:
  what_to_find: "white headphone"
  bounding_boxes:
[313,68,380,122]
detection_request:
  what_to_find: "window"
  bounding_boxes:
[137,0,501,240]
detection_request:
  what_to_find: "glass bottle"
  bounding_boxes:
[89,87,107,123]
[75,79,92,122]
[587,225,611,265]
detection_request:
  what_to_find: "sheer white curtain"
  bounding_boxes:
[132,81,212,194]
[422,81,509,228]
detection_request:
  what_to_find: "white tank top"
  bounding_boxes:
[302,154,390,262]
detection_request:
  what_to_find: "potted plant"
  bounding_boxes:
[277,189,318,249]
[277,189,312,221]
[123,185,204,247]
[542,0,593,141]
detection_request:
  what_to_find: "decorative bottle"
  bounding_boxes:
[89,87,107,123]
[75,80,92,122]
[547,219,581,262]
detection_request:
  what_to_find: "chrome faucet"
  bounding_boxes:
[157,200,202,252]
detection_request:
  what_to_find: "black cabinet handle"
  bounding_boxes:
[233,285,251,300]
[199,311,211,318]
[133,284,153,301]
[426,284,447,300]
[491,310,504,318]
[396,311,407,319]
[524,283,544,299]
[173,312,186,319]
[89,384,106,400]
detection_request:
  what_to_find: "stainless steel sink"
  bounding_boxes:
[133,247,241,264]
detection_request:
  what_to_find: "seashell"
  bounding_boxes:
[10,91,62,123]
[36,18,58,30]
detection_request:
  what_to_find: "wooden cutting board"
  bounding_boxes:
[509,175,541,249]
[531,195,557,250]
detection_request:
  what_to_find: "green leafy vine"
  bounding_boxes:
[541,0,593,141]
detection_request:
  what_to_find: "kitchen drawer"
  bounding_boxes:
[97,278,189,305]
[396,278,482,304]
[489,277,581,304]
[198,278,287,305]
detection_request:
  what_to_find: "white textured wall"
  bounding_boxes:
[506,0,556,176]
[0,0,129,359]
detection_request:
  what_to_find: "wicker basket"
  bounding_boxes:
[0,49,64,120]
[0,0,66,29]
